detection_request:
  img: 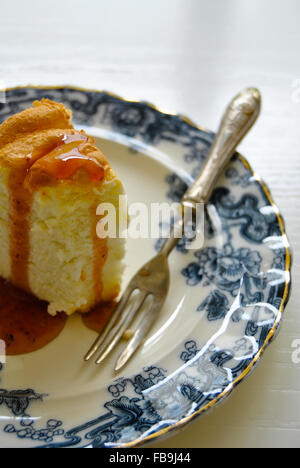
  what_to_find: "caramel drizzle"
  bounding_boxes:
[8,169,33,292]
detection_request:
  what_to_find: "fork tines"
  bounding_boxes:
[84,286,149,370]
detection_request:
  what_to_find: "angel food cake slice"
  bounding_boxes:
[0,99,126,315]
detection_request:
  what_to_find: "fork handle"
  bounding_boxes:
[160,87,261,257]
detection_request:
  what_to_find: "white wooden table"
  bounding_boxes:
[1,0,299,448]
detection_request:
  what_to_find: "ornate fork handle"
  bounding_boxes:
[161,88,261,256]
[183,88,261,204]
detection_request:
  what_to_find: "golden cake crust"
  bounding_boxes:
[0,99,73,149]
[0,99,113,188]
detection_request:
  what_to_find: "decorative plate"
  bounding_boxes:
[0,86,291,448]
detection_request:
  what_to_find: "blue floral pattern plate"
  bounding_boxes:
[0,86,292,448]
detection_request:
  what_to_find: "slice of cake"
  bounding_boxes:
[0,99,126,315]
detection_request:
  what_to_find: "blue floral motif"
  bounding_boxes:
[210,350,234,367]
[182,245,265,307]
[112,105,147,138]
[108,366,167,398]
[180,384,204,406]
[165,173,188,203]
[225,166,251,188]
[198,290,229,321]
[210,188,277,244]
[180,340,200,363]
[184,145,212,179]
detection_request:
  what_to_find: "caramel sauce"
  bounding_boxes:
[0,278,116,355]
[0,278,67,355]
[81,301,117,333]
[30,136,105,184]
[8,171,33,292]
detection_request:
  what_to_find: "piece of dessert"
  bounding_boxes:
[0,99,126,315]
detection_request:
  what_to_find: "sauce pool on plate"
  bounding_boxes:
[81,301,117,333]
[0,279,115,355]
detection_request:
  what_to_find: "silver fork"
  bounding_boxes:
[84,87,261,372]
